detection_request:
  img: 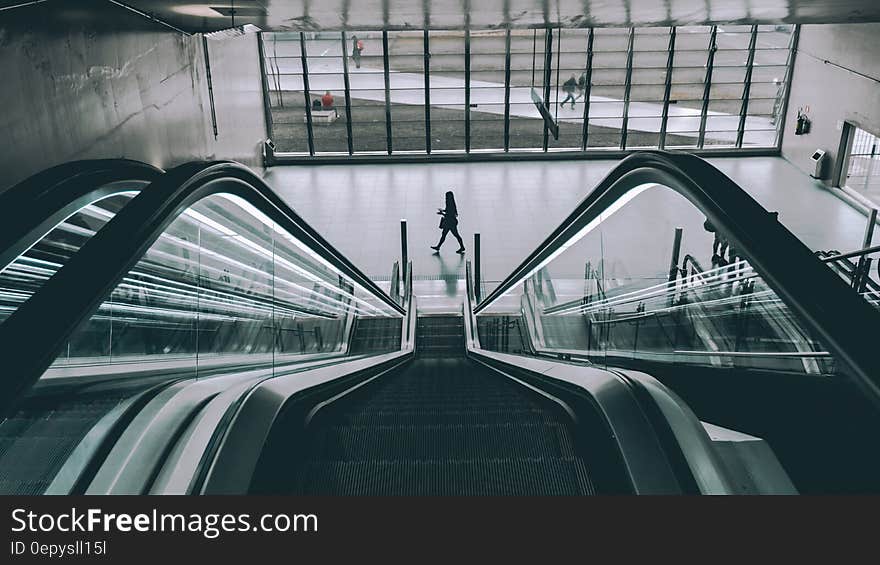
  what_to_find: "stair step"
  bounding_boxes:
[293,457,594,495]
[276,354,594,496]
[306,421,578,462]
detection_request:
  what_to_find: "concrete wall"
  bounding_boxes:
[0,0,267,191]
[782,23,880,183]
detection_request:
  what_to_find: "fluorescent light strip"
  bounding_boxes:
[143,236,369,316]
[213,194,393,312]
[126,246,365,318]
[177,204,396,316]
[118,267,350,319]
[549,261,758,316]
[0,191,138,277]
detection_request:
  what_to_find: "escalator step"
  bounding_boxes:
[276,356,595,495]
[305,422,578,462]
[293,457,593,495]
[342,407,557,427]
[0,392,135,495]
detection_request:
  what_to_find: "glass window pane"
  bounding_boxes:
[303,32,349,154]
[349,31,389,153]
[508,29,549,150]
[51,193,400,374]
[469,30,507,151]
[261,24,795,157]
[387,33,426,153]
[263,32,309,154]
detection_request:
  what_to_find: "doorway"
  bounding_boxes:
[836,122,880,209]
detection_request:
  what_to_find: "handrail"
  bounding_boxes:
[819,244,880,264]
[817,247,880,296]
[0,161,403,416]
[0,159,163,271]
[681,253,706,274]
[473,151,880,407]
[401,260,416,352]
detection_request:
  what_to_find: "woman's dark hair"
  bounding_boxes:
[445,191,457,217]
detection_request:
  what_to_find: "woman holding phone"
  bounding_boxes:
[431,190,465,254]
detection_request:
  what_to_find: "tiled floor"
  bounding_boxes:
[264,156,872,285]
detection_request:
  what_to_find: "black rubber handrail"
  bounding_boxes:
[0,161,403,416]
[0,159,163,270]
[475,151,880,407]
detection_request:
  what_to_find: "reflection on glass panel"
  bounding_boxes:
[50,193,400,373]
[478,183,836,376]
[0,191,139,326]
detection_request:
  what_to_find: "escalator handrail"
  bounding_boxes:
[0,159,164,271]
[474,150,880,406]
[0,161,403,416]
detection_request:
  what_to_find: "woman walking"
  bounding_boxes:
[431,191,465,254]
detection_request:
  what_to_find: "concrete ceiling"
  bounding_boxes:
[4,0,880,32]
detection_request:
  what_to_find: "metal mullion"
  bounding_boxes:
[620,27,635,150]
[542,28,553,151]
[776,25,801,149]
[659,27,676,149]
[202,36,218,139]
[465,29,471,153]
[256,32,275,142]
[299,32,315,156]
[503,29,511,152]
[554,27,561,119]
[735,25,758,148]
[340,31,354,155]
[697,25,718,149]
[382,31,392,155]
[580,28,594,151]
[424,30,431,154]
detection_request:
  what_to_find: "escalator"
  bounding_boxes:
[0,160,165,494]
[2,152,879,495]
[253,316,596,495]
[473,151,880,493]
[0,160,407,495]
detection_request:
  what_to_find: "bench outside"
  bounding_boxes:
[304,110,338,125]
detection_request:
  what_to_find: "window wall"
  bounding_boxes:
[261,25,796,157]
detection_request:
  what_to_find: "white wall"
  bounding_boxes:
[782,23,880,183]
[0,0,267,191]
